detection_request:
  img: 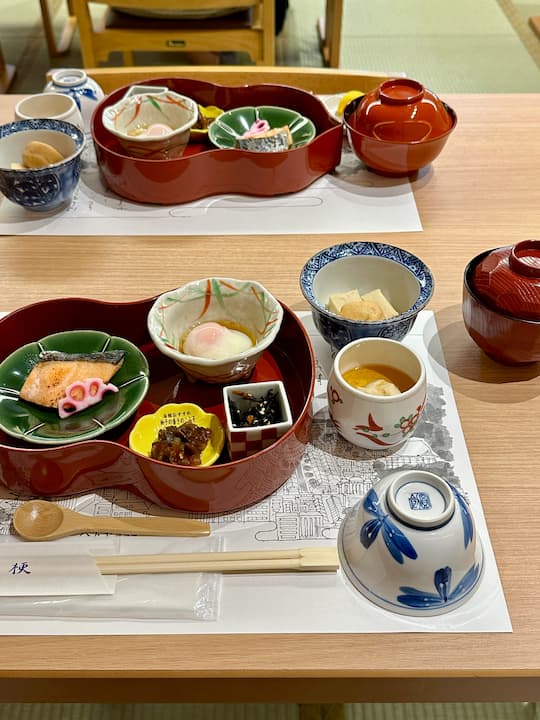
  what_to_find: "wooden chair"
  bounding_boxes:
[39,0,77,56]
[0,41,16,93]
[71,0,275,67]
[317,0,343,68]
[85,64,392,95]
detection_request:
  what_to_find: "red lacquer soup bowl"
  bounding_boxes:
[343,79,457,177]
[0,295,315,513]
[463,242,540,365]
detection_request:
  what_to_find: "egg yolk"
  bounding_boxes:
[183,321,253,360]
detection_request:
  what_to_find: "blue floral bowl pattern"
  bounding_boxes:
[0,119,85,212]
[338,469,484,616]
[300,242,434,350]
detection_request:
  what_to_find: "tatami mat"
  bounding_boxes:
[340,35,540,92]
[2,0,540,93]
[497,0,540,65]
[337,0,540,92]
[0,703,537,720]
[344,0,514,35]
[345,703,537,720]
[0,705,298,720]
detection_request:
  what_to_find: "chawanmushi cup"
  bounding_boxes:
[327,337,427,449]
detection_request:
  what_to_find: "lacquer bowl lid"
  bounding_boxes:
[349,78,454,143]
[471,239,540,319]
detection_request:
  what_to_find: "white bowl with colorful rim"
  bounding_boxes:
[102,89,198,159]
[147,278,283,384]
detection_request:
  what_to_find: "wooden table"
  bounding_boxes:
[0,89,539,705]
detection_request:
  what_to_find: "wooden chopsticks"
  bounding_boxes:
[94,547,339,575]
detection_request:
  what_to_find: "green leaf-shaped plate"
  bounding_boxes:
[208,105,316,150]
[0,330,150,446]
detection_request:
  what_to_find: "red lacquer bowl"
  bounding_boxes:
[343,79,457,176]
[351,78,454,141]
[463,244,540,365]
[91,78,343,205]
[0,296,315,513]
[471,239,540,320]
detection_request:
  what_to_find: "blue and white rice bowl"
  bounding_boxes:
[338,469,484,616]
[0,118,85,212]
[300,241,434,351]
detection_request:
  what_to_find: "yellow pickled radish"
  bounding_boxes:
[336,90,365,117]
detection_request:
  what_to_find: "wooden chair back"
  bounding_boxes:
[71,0,275,67]
[85,65,393,95]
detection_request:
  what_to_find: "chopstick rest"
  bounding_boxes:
[94,547,339,575]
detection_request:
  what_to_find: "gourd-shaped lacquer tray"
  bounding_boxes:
[91,78,344,205]
[0,296,315,514]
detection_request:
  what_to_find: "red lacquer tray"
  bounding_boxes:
[91,78,343,205]
[0,297,315,513]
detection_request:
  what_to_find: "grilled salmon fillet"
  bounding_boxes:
[19,350,125,409]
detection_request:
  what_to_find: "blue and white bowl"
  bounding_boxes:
[338,469,484,616]
[0,118,85,212]
[300,242,434,351]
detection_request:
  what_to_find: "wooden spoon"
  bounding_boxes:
[12,500,211,541]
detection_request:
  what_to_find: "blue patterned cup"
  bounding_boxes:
[338,469,484,616]
[0,119,85,212]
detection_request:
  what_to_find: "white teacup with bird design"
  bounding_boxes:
[327,337,426,450]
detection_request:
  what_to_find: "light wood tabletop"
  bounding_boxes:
[0,77,539,704]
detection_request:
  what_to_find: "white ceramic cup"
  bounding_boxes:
[327,337,426,449]
[15,93,85,132]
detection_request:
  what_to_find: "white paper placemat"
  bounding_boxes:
[0,141,422,236]
[0,310,511,634]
